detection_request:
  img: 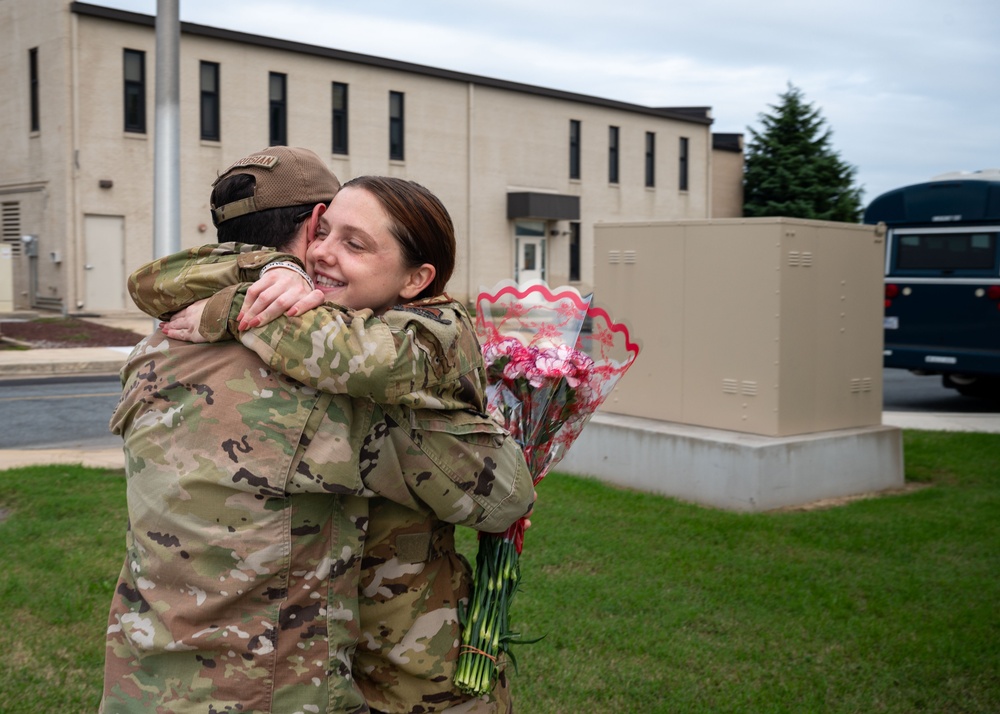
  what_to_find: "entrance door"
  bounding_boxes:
[83,214,126,312]
[515,221,546,284]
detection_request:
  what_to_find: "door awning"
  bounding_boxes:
[507,192,580,220]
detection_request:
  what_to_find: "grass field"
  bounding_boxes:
[1,430,997,713]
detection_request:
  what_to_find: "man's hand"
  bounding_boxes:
[239,266,325,331]
[160,301,209,343]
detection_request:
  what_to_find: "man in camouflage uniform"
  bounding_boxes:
[102,148,531,714]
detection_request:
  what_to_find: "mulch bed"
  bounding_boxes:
[0,318,147,349]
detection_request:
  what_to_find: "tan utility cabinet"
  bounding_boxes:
[594,218,886,436]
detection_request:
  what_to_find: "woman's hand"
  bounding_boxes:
[160,301,208,343]
[239,265,325,331]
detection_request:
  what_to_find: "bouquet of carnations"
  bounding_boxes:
[455,280,640,696]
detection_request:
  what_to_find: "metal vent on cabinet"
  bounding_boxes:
[850,377,873,393]
[788,251,813,267]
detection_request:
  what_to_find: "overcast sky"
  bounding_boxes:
[96,0,1000,204]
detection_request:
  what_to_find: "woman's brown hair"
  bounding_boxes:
[341,176,455,299]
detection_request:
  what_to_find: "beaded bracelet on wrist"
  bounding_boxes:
[259,260,314,290]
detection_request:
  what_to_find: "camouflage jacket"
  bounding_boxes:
[111,245,530,714]
[129,243,487,413]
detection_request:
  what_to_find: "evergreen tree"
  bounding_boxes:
[743,84,864,221]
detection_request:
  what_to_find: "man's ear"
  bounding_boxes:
[399,263,436,301]
[305,203,327,244]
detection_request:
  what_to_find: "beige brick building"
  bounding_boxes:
[1,0,743,315]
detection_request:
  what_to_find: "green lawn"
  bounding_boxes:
[2,430,998,713]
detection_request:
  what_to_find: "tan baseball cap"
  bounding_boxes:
[210,146,341,226]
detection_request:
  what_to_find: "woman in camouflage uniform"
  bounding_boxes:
[137,176,528,713]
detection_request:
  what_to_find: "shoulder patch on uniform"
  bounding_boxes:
[396,305,453,325]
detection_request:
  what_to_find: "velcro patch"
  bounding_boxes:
[395,532,433,564]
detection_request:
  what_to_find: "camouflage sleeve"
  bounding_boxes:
[364,405,535,533]
[212,294,484,406]
[127,242,300,319]
[129,244,480,408]
[290,395,532,532]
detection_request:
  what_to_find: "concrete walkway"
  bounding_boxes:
[0,345,135,378]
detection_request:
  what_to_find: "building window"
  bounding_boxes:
[28,48,40,132]
[645,132,656,188]
[569,119,581,180]
[200,61,220,141]
[332,82,348,155]
[123,49,146,133]
[608,126,620,184]
[269,72,287,146]
[569,221,581,282]
[679,136,689,191]
[389,91,404,161]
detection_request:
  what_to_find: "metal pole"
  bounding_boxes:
[153,0,181,259]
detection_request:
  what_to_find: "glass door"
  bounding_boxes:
[515,221,546,283]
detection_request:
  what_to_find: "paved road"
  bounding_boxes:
[0,375,122,450]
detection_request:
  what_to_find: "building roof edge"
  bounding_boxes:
[70,2,713,126]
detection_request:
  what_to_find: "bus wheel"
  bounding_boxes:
[942,374,1000,399]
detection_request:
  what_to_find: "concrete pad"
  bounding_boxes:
[557,412,904,512]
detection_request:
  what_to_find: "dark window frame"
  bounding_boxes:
[645,131,656,188]
[332,82,348,155]
[608,126,620,184]
[123,48,146,134]
[679,136,689,191]
[890,230,999,276]
[199,61,220,141]
[29,47,40,132]
[569,119,581,180]
[269,72,287,146]
[569,221,581,282]
[389,90,404,161]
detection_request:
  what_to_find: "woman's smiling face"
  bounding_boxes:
[306,186,431,314]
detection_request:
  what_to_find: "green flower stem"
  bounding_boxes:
[455,533,523,696]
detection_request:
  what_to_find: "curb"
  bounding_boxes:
[0,361,124,378]
[0,347,129,379]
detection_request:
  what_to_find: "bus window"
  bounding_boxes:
[892,230,997,273]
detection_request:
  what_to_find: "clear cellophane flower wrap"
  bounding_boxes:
[455,280,640,696]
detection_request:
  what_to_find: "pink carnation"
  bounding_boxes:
[533,344,595,388]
